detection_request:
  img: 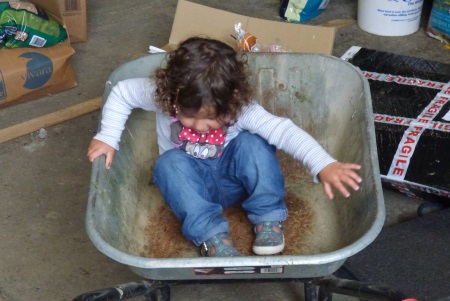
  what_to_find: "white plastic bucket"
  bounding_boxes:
[358,0,424,36]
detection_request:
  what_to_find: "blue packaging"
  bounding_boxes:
[427,0,450,46]
[279,0,331,23]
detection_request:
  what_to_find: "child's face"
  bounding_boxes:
[177,105,224,134]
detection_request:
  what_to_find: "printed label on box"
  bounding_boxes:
[19,52,53,89]
[64,0,81,12]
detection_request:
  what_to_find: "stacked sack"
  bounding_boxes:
[0,0,67,48]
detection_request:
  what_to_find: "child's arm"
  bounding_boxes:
[237,103,362,199]
[87,78,157,167]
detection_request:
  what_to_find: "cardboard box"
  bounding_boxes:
[162,0,335,54]
[58,0,88,43]
[0,0,77,108]
[342,46,450,202]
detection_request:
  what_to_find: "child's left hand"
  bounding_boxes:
[318,162,362,200]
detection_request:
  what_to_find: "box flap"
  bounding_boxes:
[168,0,335,54]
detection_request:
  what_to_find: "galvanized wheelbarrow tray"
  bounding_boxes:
[74,53,406,300]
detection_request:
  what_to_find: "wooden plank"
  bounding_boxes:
[0,96,102,144]
[319,19,356,28]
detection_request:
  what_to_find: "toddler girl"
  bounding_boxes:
[87,37,362,257]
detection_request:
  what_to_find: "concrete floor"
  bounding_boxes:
[0,0,448,300]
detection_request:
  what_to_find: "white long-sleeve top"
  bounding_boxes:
[94,78,336,182]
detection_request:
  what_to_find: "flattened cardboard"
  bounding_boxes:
[0,0,77,108]
[58,0,88,43]
[165,0,335,54]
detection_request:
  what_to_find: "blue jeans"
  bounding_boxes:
[153,131,288,246]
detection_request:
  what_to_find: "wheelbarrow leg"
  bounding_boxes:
[303,280,318,301]
[417,200,449,217]
[317,282,332,301]
[72,280,164,301]
[143,285,170,301]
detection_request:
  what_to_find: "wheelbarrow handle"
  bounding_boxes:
[72,280,161,301]
[315,277,410,301]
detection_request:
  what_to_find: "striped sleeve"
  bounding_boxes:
[94,78,157,150]
[235,102,336,182]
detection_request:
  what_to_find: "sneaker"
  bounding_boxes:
[200,232,242,257]
[252,221,285,255]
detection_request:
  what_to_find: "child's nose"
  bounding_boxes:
[194,121,209,133]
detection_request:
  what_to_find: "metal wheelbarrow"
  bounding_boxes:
[73,53,408,300]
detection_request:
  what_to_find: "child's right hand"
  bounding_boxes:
[87,139,116,169]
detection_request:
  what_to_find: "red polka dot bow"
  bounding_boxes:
[178,127,225,145]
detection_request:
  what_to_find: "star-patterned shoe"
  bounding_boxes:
[200,232,242,257]
[252,221,284,255]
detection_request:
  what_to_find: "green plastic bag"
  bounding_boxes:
[0,1,67,48]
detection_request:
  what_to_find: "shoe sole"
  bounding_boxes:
[252,239,285,255]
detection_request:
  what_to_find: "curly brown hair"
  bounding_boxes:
[154,37,253,122]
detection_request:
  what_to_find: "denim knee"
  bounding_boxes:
[153,149,187,182]
[232,131,276,153]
